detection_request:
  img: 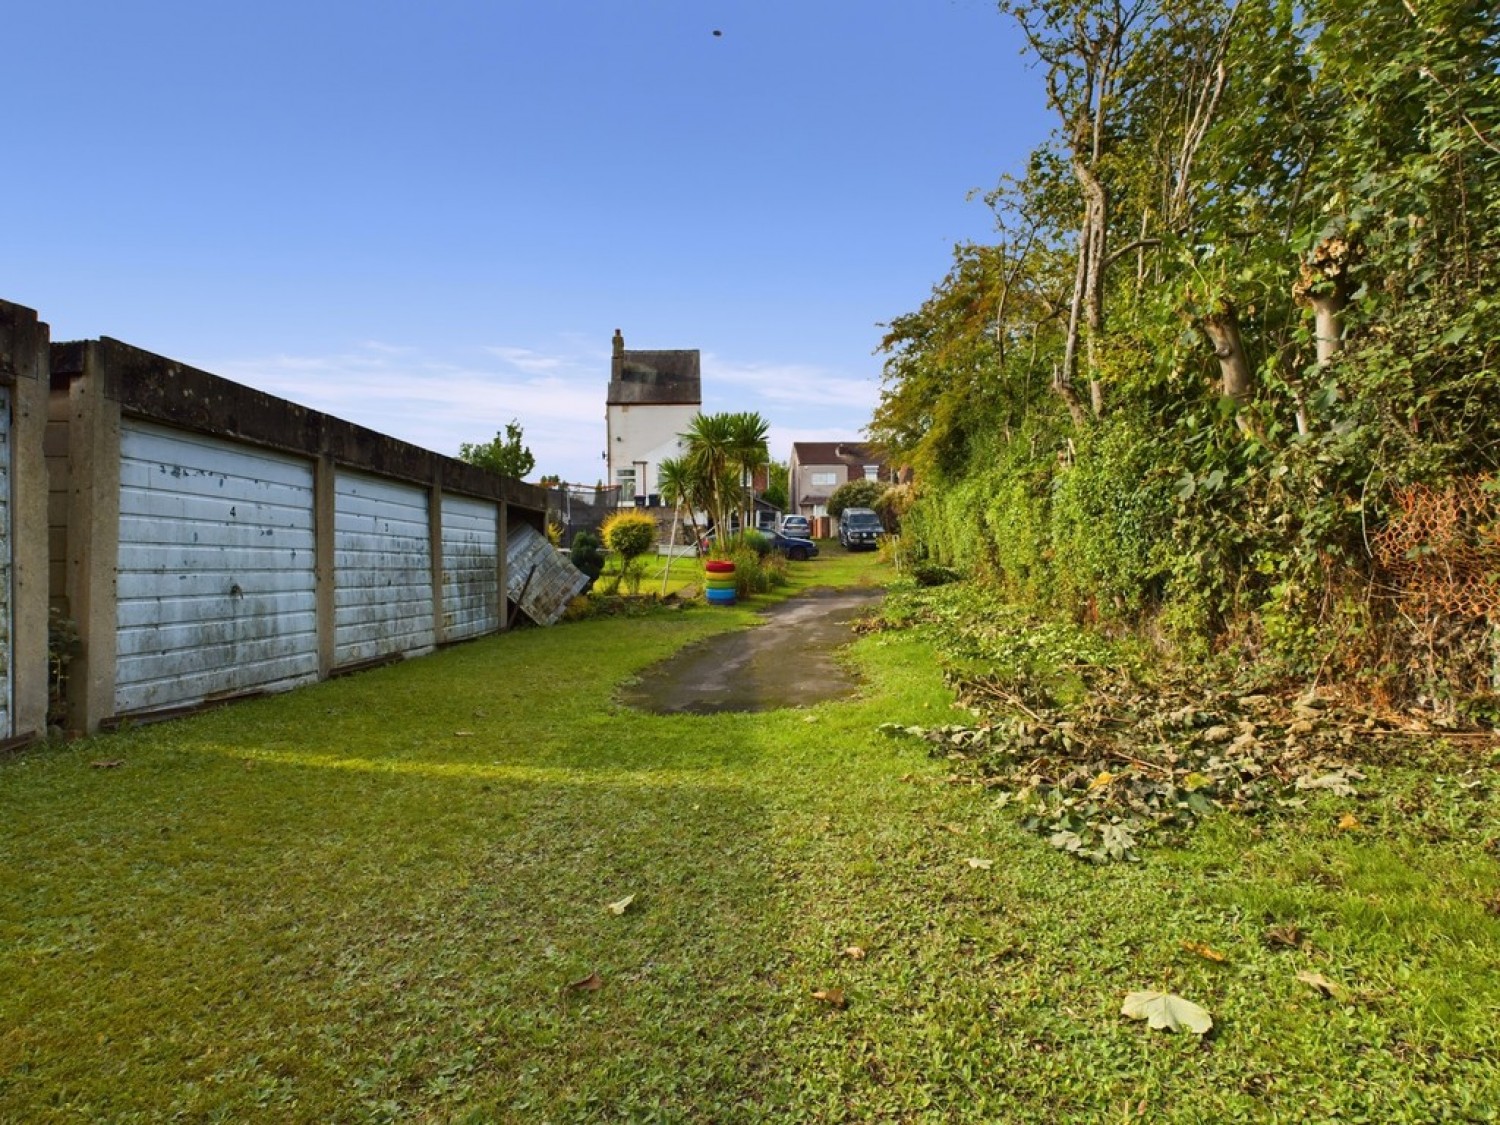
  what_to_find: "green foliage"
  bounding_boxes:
[910,563,962,588]
[679,412,771,538]
[600,510,658,595]
[47,608,79,731]
[760,460,790,511]
[601,510,657,561]
[457,418,535,480]
[568,531,605,586]
[876,0,1500,702]
[826,479,888,518]
[1051,417,1176,618]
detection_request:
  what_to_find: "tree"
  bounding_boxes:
[827,479,888,519]
[761,460,790,511]
[680,411,770,538]
[726,411,771,529]
[458,419,535,480]
[657,455,709,548]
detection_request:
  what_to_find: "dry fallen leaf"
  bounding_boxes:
[1180,939,1228,963]
[565,971,603,993]
[966,857,994,870]
[941,822,968,836]
[811,987,847,1009]
[1337,812,1361,830]
[606,894,636,916]
[842,946,867,961]
[1296,970,1349,1002]
[1263,923,1304,949]
[453,730,474,737]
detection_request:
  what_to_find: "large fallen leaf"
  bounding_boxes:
[966,857,994,870]
[606,894,636,916]
[1121,991,1213,1035]
[565,971,603,993]
[811,987,847,1009]
[842,946,867,961]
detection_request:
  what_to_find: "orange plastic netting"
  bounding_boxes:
[1370,476,1500,620]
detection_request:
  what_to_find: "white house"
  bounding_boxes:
[605,329,700,506]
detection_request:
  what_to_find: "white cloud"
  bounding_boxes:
[212,341,608,484]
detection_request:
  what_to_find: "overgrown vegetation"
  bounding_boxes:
[872,580,1495,865]
[872,0,1500,712]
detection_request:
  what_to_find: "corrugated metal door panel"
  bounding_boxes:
[506,523,588,626]
[0,387,11,737]
[115,422,319,715]
[333,471,434,666]
[440,494,500,642]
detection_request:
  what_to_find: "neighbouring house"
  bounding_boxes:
[605,329,700,507]
[789,442,892,524]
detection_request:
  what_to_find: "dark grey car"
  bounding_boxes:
[838,507,883,550]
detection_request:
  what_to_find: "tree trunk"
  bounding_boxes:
[1201,306,1257,435]
[1075,155,1110,418]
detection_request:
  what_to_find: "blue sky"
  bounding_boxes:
[8,1,1052,485]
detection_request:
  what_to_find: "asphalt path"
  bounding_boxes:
[618,587,886,714]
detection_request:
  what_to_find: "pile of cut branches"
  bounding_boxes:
[874,584,1494,862]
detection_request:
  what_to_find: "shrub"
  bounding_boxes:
[911,563,962,588]
[827,479,889,519]
[600,509,659,594]
[568,530,605,588]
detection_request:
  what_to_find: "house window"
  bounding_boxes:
[615,467,636,502]
[810,471,838,487]
[864,465,880,481]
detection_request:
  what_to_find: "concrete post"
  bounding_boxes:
[61,342,122,733]
[0,299,51,743]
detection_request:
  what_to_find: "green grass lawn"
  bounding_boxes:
[3,549,1498,1122]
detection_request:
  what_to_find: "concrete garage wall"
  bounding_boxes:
[0,300,50,746]
[47,333,553,733]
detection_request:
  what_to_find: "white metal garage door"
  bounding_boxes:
[440,494,500,642]
[0,386,12,737]
[116,421,319,715]
[334,471,434,666]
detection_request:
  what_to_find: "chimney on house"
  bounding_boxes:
[612,328,624,381]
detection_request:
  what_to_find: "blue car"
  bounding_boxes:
[767,529,819,561]
[697,528,818,561]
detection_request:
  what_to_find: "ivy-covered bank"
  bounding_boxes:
[872,0,1500,712]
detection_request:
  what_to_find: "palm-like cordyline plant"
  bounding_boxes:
[726,412,770,530]
[656,455,707,549]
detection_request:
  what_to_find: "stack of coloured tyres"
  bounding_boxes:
[703,559,737,605]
